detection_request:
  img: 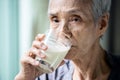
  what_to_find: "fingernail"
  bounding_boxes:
[41,44,47,50]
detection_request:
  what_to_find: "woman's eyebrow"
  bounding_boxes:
[48,9,84,16]
[48,8,89,20]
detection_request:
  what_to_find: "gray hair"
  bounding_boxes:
[49,0,111,21]
[92,0,111,20]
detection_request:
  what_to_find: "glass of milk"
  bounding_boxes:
[35,29,71,73]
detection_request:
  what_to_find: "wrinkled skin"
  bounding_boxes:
[15,0,110,80]
[15,34,48,80]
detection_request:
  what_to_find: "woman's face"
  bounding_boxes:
[48,0,101,59]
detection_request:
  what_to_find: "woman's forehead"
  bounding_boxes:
[48,0,93,18]
[49,0,92,9]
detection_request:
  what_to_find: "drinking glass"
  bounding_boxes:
[35,29,71,73]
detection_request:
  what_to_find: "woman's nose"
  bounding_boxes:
[58,21,72,39]
[59,21,68,32]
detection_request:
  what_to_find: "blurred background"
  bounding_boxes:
[0,0,120,80]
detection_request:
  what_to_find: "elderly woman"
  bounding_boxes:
[15,0,120,80]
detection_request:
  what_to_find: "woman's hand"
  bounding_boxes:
[15,34,48,80]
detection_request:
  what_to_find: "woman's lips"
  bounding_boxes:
[71,45,77,48]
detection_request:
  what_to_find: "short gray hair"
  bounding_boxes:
[92,0,111,20]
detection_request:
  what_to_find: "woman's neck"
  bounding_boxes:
[72,46,110,80]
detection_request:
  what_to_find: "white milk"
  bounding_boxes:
[36,43,70,73]
[44,44,70,68]
[35,29,71,73]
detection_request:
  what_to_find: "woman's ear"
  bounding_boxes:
[97,13,109,37]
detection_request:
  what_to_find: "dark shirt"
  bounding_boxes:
[106,53,120,80]
[36,52,120,80]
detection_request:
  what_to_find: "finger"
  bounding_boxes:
[29,48,46,59]
[21,55,39,66]
[32,41,48,50]
[29,52,36,58]
[35,34,45,41]
[25,50,36,59]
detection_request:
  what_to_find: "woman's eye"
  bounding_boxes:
[70,16,82,23]
[51,17,59,23]
[73,18,79,21]
[73,17,81,22]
